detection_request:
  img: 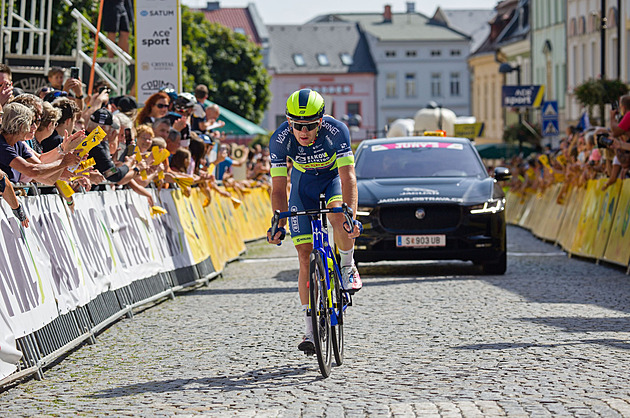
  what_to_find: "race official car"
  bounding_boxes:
[353,134,511,274]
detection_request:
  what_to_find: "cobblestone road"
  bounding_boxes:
[2,226,630,417]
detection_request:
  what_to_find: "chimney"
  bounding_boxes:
[206,2,220,11]
[406,2,415,13]
[383,4,392,23]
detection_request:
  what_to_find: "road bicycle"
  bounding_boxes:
[270,195,354,378]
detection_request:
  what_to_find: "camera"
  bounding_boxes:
[597,133,614,148]
[70,67,79,80]
[98,86,110,94]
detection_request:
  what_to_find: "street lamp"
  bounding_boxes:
[499,62,523,153]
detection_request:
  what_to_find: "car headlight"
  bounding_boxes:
[356,206,373,217]
[469,198,505,214]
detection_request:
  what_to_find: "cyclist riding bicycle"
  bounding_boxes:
[267,89,362,353]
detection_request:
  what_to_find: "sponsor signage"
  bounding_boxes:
[454,122,484,138]
[501,85,545,108]
[135,0,182,103]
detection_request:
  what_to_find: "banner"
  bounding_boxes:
[135,0,182,103]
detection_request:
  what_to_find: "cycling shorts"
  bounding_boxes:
[288,170,342,245]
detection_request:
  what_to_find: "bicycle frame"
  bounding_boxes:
[270,199,354,323]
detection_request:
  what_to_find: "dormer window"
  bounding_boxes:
[293,54,306,66]
[317,53,330,66]
[340,53,353,65]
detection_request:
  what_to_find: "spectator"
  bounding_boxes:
[36,86,55,100]
[165,128,181,155]
[167,93,196,142]
[152,117,171,139]
[137,92,170,125]
[111,95,137,121]
[41,97,81,153]
[191,84,209,132]
[0,169,29,227]
[32,102,61,154]
[103,0,130,57]
[136,124,154,153]
[0,102,79,185]
[47,67,64,91]
[213,143,249,181]
[170,148,191,174]
[0,64,13,106]
[86,107,136,184]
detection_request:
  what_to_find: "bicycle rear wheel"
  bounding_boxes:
[329,257,344,366]
[309,250,332,378]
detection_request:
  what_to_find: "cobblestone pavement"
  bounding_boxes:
[2,225,630,417]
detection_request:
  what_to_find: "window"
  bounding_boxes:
[431,50,441,57]
[340,53,353,65]
[347,102,360,116]
[431,73,441,97]
[450,50,461,56]
[450,72,460,96]
[293,54,305,66]
[406,50,417,57]
[385,50,396,57]
[316,53,330,66]
[234,28,246,35]
[386,73,397,98]
[405,73,416,98]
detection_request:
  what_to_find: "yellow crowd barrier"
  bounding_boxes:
[506,178,630,269]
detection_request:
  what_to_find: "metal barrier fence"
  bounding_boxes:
[2,261,224,388]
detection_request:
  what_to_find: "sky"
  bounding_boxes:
[181,0,500,24]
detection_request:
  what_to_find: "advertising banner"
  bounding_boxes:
[135,0,182,103]
[502,85,545,108]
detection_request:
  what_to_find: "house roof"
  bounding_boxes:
[310,12,470,43]
[199,7,261,44]
[432,8,495,52]
[267,22,376,74]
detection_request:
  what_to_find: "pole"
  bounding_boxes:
[601,0,607,79]
[517,65,523,154]
[88,0,105,97]
[617,0,621,79]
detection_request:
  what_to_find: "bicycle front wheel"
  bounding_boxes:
[329,258,344,366]
[309,250,332,378]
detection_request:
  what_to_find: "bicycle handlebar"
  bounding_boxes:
[269,204,354,238]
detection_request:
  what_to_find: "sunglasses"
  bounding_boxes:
[156,103,169,109]
[291,120,320,132]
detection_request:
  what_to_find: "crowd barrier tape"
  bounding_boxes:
[506,178,630,270]
[0,185,271,382]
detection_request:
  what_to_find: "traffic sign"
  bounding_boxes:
[502,85,545,108]
[543,119,559,137]
[542,101,558,119]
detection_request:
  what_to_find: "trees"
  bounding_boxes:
[573,79,628,126]
[181,7,270,124]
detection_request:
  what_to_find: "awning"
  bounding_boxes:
[475,142,537,159]
[210,102,268,136]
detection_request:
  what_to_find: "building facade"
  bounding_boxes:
[265,23,377,140]
[312,4,472,135]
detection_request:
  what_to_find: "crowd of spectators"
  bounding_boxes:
[504,94,630,204]
[0,63,271,227]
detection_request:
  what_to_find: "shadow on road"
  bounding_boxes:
[179,286,296,296]
[454,338,630,351]
[88,365,320,398]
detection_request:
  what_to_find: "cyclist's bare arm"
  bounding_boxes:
[268,175,289,244]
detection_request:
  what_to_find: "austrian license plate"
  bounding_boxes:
[396,235,446,248]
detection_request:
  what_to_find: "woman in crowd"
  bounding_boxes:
[136,92,170,125]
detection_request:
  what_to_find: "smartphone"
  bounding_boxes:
[125,128,135,156]
[70,67,79,79]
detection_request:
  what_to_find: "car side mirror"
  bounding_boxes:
[494,166,511,182]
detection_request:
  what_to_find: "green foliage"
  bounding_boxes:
[573,78,629,125]
[181,7,270,124]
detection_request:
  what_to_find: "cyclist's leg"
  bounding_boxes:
[289,170,317,350]
[325,176,362,290]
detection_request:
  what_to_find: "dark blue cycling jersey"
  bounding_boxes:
[269,115,354,177]
[269,115,354,244]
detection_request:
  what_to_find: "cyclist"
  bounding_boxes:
[267,89,362,353]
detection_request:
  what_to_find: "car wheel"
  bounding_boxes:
[481,252,506,275]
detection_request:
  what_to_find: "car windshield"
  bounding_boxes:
[355,141,487,179]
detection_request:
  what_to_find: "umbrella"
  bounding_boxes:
[209,102,268,136]
[475,142,537,159]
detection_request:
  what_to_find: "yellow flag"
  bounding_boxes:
[76,126,106,158]
[150,206,168,216]
[151,146,170,165]
[55,180,75,198]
